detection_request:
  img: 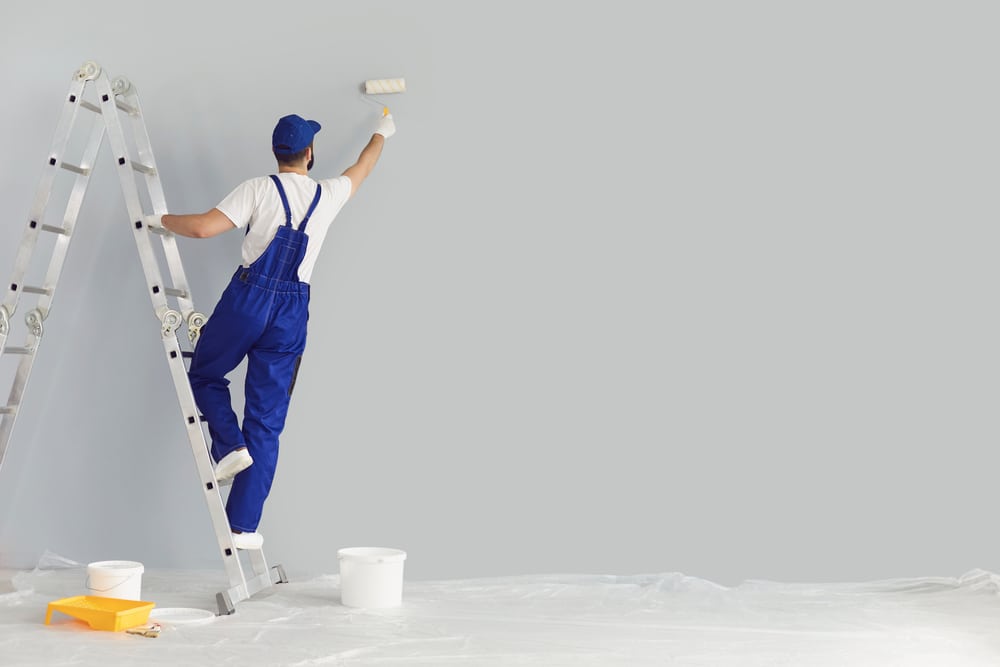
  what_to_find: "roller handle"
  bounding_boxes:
[363,78,404,116]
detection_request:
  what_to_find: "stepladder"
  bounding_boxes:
[0,61,285,615]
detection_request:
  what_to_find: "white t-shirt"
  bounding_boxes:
[215,172,352,284]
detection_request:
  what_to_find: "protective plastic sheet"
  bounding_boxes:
[3,552,1000,665]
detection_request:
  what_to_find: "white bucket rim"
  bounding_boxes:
[338,547,407,564]
[87,560,145,573]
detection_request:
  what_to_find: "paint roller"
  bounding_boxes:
[362,78,406,116]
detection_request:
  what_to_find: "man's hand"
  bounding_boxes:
[375,113,396,139]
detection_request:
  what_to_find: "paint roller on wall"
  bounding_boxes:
[362,78,406,116]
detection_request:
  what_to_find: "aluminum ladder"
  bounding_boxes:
[0,61,285,615]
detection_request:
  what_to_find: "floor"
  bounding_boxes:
[3,557,1000,666]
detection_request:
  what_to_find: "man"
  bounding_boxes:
[148,111,395,550]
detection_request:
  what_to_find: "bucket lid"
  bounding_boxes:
[338,547,407,564]
[150,607,216,626]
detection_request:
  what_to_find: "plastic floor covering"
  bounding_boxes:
[3,556,1000,666]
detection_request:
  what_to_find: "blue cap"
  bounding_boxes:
[272,114,321,154]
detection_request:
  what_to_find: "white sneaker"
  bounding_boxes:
[231,531,264,550]
[215,448,253,482]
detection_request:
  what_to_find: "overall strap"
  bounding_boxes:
[298,184,322,233]
[269,174,293,227]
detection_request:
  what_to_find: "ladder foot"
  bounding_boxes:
[216,591,236,616]
[273,564,289,585]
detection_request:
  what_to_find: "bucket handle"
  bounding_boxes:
[85,573,138,593]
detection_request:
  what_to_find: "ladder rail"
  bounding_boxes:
[99,70,256,595]
[158,331,251,592]
[93,74,174,323]
[1,74,92,336]
[116,83,198,326]
[99,68,281,609]
[0,66,105,474]
[35,117,107,320]
[0,341,37,474]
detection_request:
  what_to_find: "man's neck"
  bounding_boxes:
[278,165,308,175]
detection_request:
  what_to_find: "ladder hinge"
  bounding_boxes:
[25,309,45,337]
[161,309,182,336]
[74,61,101,81]
[188,312,207,345]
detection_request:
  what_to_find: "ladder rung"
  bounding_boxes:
[3,347,34,355]
[22,286,52,295]
[0,406,16,415]
[40,224,69,235]
[130,161,156,175]
[149,225,170,236]
[80,100,102,114]
[164,287,188,298]
[115,100,138,115]
[58,162,90,175]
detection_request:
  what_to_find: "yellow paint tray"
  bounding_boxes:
[46,595,155,632]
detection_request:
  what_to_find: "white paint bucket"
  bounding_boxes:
[338,547,406,608]
[86,560,144,600]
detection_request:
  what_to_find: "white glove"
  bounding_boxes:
[375,113,396,139]
[143,213,165,229]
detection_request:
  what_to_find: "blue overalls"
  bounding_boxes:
[189,175,321,533]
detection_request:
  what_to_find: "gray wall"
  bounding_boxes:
[1,1,998,584]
